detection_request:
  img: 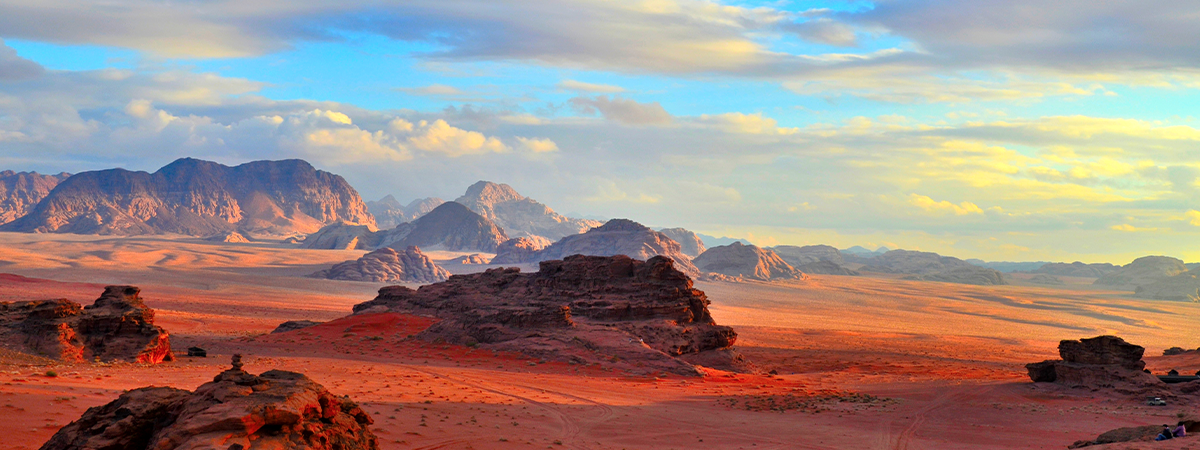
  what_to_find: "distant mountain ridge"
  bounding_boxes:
[454,181,601,241]
[1,158,374,236]
[303,202,507,253]
[366,195,444,229]
[494,218,699,277]
[0,170,70,225]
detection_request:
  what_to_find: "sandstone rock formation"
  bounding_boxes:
[1133,268,1200,301]
[1029,274,1064,285]
[272,320,324,334]
[310,247,451,283]
[859,250,1007,285]
[301,222,377,250]
[493,219,700,277]
[658,228,706,257]
[1094,256,1187,289]
[1025,336,1161,390]
[454,181,601,241]
[693,242,806,282]
[490,236,552,264]
[366,195,444,228]
[351,254,741,375]
[204,231,252,243]
[770,245,859,275]
[1032,261,1118,278]
[1068,423,1197,449]
[0,286,171,363]
[40,361,378,450]
[303,202,508,253]
[0,170,70,225]
[3,158,374,236]
[450,254,490,265]
[903,266,1007,285]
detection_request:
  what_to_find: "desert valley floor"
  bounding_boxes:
[2,233,1199,450]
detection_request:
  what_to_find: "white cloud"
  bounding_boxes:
[557,80,626,93]
[568,96,673,125]
[694,112,797,135]
[908,194,985,216]
[515,136,559,153]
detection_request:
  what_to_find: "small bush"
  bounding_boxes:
[44,370,58,377]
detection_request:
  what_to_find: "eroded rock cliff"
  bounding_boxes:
[0,286,171,363]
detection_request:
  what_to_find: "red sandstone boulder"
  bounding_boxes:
[0,285,171,363]
[352,254,742,375]
[1026,336,1160,391]
[40,360,378,450]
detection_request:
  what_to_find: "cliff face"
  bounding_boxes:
[310,247,452,283]
[352,254,740,375]
[1094,256,1187,290]
[0,170,70,225]
[454,181,601,241]
[303,202,508,253]
[0,286,171,364]
[693,242,806,281]
[2,158,373,236]
[658,227,706,257]
[366,195,444,228]
[493,219,700,277]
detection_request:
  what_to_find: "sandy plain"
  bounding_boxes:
[1,233,1199,449]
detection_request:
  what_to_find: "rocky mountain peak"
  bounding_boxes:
[0,169,71,225]
[460,180,525,206]
[591,218,650,233]
[452,181,601,241]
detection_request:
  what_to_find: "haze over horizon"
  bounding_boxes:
[1,1,1198,263]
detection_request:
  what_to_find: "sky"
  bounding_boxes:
[0,0,1198,264]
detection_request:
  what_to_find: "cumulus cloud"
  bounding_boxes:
[786,18,858,47]
[694,112,797,135]
[515,136,559,153]
[0,39,43,80]
[908,194,984,216]
[568,96,673,125]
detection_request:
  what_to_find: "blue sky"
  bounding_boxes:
[1,0,1199,263]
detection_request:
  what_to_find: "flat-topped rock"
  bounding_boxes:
[351,254,741,375]
[310,247,451,283]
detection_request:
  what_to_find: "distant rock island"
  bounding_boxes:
[694,242,806,282]
[1094,255,1187,289]
[454,181,601,242]
[658,227,706,257]
[304,202,508,253]
[310,246,451,283]
[0,170,70,225]
[493,219,700,277]
[366,195,444,229]
[1,158,374,236]
[852,249,1007,285]
[1033,261,1118,277]
[1134,268,1200,301]
[770,245,860,275]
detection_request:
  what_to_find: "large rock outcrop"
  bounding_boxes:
[859,250,1007,285]
[0,170,70,225]
[352,254,740,375]
[770,245,859,275]
[493,219,700,277]
[490,236,552,264]
[366,195,444,229]
[1094,256,1188,290]
[2,158,374,236]
[40,361,378,450]
[1135,269,1200,301]
[658,228,706,257]
[694,242,806,282]
[1025,336,1161,390]
[0,286,171,363]
[1032,261,1118,278]
[310,247,451,283]
[454,181,600,241]
[303,202,507,253]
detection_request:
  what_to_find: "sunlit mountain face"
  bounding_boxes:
[1,0,1198,263]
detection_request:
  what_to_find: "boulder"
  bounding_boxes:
[0,286,171,363]
[351,254,740,375]
[309,247,451,283]
[1025,336,1161,390]
[693,242,806,282]
[40,360,378,450]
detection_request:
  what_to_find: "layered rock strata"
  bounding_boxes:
[1025,335,1161,390]
[0,286,171,363]
[310,247,451,283]
[352,254,741,375]
[0,170,70,225]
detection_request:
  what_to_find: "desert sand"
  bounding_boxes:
[2,233,1199,449]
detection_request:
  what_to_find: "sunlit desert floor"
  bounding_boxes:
[1,233,1199,449]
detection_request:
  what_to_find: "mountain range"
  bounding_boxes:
[0,170,71,225]
[1,158,374,236]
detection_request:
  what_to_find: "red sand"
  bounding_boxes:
[1,234,1199,449]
